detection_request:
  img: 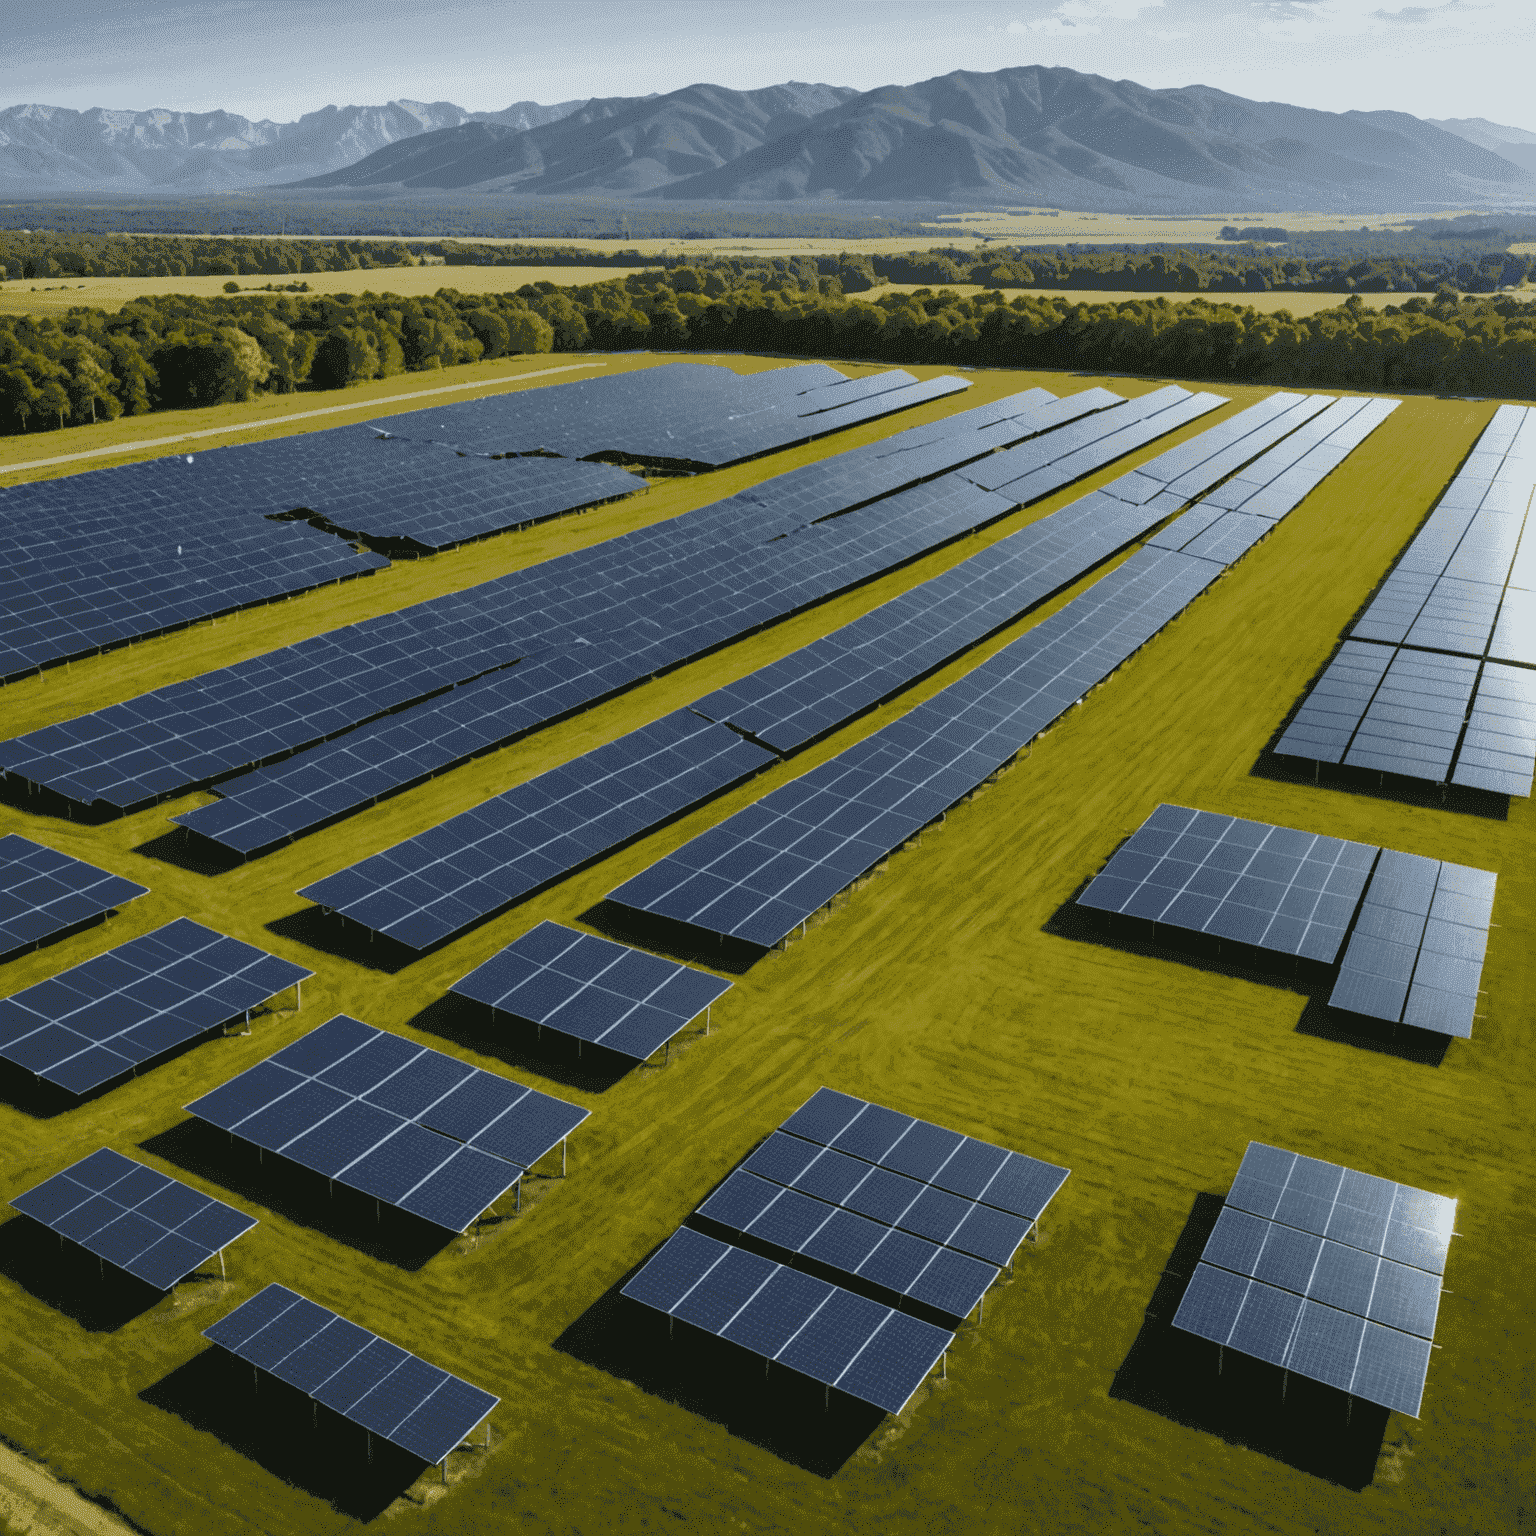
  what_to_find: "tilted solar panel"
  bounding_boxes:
[450,921,731,1062]
[10,1147,256,1290]
[621,1226,952,1416]
[185,1015,586,1231]
[205,1282,498,1465]
[0,834,148,964]
[0,917,310,1095]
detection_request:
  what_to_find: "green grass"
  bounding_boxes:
[0,357,1528,1536]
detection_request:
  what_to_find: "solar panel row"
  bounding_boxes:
[4,381,1115,817]
[1275,641,1536,796]
[1328,850,1497,1036]
[367,362,970,468]
[0,917,311,1096]
[178,385,1211,858]
[449,921,732,1062]
[205,1282,498,1467]
[0,456,388,683]
[9,1147,256,1290]
[185,1015,587,1232]
[0,834,148,964]
[602,395,1399,950]
[1275,401,1536,795]
[297,710,773,950]
[621,1225,953,1416]
[1172,1142,1457,1417]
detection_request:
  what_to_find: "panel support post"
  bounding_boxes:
[978,1292,984,1324]
[824,1385,829,1412]
[1218,1345,1223,1375]
[705,1006,711,1035]
[441,1459,447,1487]
[1282,1369,1288,1400]
[516,1179,522,1213]
[1347,1395,1353,1425]
[219,1248,226,1280]
[562,1139,567,1178]
[942,1351,947,1380]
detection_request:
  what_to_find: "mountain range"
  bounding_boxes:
[3,69,1534,212]
[0,97,586,191]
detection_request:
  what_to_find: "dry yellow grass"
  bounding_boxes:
[0,356,1528,1536]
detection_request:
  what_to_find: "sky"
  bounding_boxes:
[2,0,1531,130]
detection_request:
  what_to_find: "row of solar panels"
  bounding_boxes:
[1075,803,1497,1039]
[597,399,1401,952]
[1275,402,1536,796]
[0,361,956,684]
[170,384,1228,860]
[3,377,1189,814]
[296,392,1385,954]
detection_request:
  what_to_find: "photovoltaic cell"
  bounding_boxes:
[184,1015,587,1230]
[204,1283,497,1465]
[0,835,147,964]
[1077,803,1379,964]
[450,920,731,1061]
[0,917,311,1095]
[9,1147,255,1289]
[621,1226,952,1415]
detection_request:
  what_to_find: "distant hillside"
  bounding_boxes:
[295,82,860,195]
[297,67,1536,213]
[1429,117,1536,177]
[0,97,585,191]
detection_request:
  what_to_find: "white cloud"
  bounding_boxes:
[1009,0,1164,35]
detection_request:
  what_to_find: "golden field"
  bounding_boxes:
[0,352,1529,1535]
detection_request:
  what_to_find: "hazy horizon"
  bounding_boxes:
[4,0,1532,132]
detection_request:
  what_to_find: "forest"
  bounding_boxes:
[3,255,1532,437]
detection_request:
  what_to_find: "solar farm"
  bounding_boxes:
[0,350,1529,1533]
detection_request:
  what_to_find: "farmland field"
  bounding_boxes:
[0,351,1529,1536]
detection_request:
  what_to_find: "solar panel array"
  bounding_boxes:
[0,918,311,1096]
[0,459,388,683]
[176,384,1213,857]
[298,711,772,950]
[1077,804,1498,1040]
[604,396,1400,949]
[0,834,147,963]
[692,1087,1068,1319]
[622,1225,954,1416]
[205,1282,499,1466]
[450,921,731,1062]
[1328,850,1497,1037]
[1076,804,1378,965]
[1276,402,1536,795]
[14,380,1158,818]
[366,362,971,468]
[185,1015,586,1232]
[1173,1142,1456,1416]
[9,1147,257,1290]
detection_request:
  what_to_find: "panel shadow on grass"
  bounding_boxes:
[1250,746,1509,822]
[403,993,638,1095]
[134,825,246,877]
[140,1119,454,1273]
[0,1215,166,1332]
[141,1346,425,1522]
[579,900,767,976]
[553,1254,887,1478]
[265,907,417,975]
[1044,891,1450,1068]
[1110,1191,1390,1492]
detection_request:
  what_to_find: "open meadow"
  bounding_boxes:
[0,350,1530,1536]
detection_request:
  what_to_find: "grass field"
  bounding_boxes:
[0,353,1530,1536]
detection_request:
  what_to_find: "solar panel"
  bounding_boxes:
[0,917,311,1095]
[1329,853,1497,1036]
[1077,804,1379,964]
[621,1227,952,1416]
[0,382,1155,820]
[204,1283,498,1466]
[184,1015,587,1231]
[9,1147,256,1289]
[1172,1141,1456,1417]
[296,711,773,950]
[0,834,148,963]
[450,921,731,1062]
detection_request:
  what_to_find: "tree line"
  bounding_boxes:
[2,265,1532,437]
